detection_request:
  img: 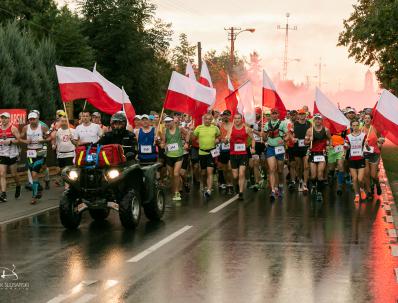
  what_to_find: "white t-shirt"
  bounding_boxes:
[56,128,76,158]
[74,123,102,144]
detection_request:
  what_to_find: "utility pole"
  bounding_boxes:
[197,42,202,72]
[277,13,297,81]
[315,57,326,88]
[224,27,255,70]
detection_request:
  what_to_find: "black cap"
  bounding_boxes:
[221,110,232,116]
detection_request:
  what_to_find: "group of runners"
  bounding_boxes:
[0,105,385,204]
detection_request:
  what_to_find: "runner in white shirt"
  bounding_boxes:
[52,117,76,188]
[72,111,102,145]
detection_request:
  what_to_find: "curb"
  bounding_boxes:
[379,159,398,281]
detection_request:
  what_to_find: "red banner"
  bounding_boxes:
[0,109,27,126]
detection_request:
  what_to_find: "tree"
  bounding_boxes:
[171,33,196,73]
[0,21,57,117]
[338,0,398,92]
[80,0,173,113]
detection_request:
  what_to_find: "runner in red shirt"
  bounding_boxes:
[225,113,255,200]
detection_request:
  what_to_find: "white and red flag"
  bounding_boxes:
[92,66,136,126]
[198,60,213,88]
[314,88,350,134]
[372,89,398,145]
[227,74,234,93]
[262,70,287,119]
[164,71,216,116]
[226,80,255,124]
[185,60,196,80]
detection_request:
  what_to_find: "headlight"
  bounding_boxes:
[68,170,79,181]
[107,169,120,180]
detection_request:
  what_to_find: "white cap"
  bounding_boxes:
[141,114,149,120]
[0,112,10,118]
[164,116,173,122]
[134,115,141,120]
[28,112,39,119]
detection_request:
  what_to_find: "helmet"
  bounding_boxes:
[111,111,127,124]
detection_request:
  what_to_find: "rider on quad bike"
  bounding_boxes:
[59,112,165,230]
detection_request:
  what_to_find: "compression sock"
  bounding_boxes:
[44,168,50,182]
[32,181,39,197]
[337,171,344,187]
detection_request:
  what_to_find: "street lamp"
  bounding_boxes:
[224,27,256,68]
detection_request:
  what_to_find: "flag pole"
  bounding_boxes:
[62,101,72,136]
[83,100,87,111]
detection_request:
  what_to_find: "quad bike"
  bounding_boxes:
[59,144,165,230]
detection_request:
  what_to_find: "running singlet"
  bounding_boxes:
[165,127,184,158]
[138,127,157,161]
[230,126,248,155]
[56,128,76,159]
[346,133,366,160]
[310,127,328,153]
[294,121,311,149]
[0,125,19,158]
[27,124,46,157]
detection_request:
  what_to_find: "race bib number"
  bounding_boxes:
[86,154,94,162]
[140,145,152,154]
[334,145,344,153]
[27,150,37,158]
[364,146,374,153]
[167,143,179,152]
[210,148,220,158]
[253,133,261,142]
[252,154,260,160]
[275,146,285,155]
[234,143,246,152]
[298,139,305,147]
[350,148,363,157]
[313,155,325,163]
[221,143,230,151]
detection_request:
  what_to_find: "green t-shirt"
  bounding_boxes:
[264,120,287,147]
[193,124,220,155]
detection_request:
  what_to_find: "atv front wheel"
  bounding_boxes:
[119,189,141,229]
[59,190,82,229]
[143,188,165,221]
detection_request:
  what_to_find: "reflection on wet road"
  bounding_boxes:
[1,182,397,303]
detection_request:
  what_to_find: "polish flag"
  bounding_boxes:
[199,60,213,88]
[226,81,255,124]
[185,60,196,80]
[164,71,216,116]
[373,89,398,145]
[92,66,136,126]
[56,65,121,114]
[262,70,287,119]
[314,88,350,134]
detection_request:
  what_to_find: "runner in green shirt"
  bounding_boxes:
[193,113,220,199]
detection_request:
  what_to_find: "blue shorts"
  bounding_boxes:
[265,146,285,161]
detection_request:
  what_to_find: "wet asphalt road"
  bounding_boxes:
[1,181,398,303]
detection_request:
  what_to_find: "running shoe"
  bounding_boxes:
[360,189,367,201]
[172,192,182,201]
[302,183,309,194]
[298,181,303,192]
[31,197,37,205]
[0,192,7,203]
[376,183,382,196]
[204,189,211,199]
[354,194,360,203]
[288,181,296,191]
[238,192,244,200]
[251,184,259,192]
[14,185,21,199]
[270,191,276,202]
[219,184,227,190]
[227,186,234,195]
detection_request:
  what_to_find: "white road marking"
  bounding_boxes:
[0,206,58,225]
[209,195,239,213]
[46,282,83,303]
[127,225,193,262]
[104,280,119,290]
[73,294,96,303]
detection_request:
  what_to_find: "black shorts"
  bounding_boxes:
[219,151,230,164]
[158,148,166,160]
[293,147,308,159]
[139,158,157,164]
[181,153,190,170]
[57,157,74,168]
[199,154,215,169]
[165,156,183,167]
[308,152,327,164]
[287,148,295,162]
[27,157,46,173]
[254,142,266,155]
[0,156,18,166]
[349,159,366,169]
[230,154,248,169]
[191,147,199,164]
[246,147,252,159]
[364,153,380,164]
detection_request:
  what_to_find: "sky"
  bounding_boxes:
[57,0,373,93]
